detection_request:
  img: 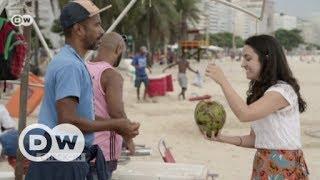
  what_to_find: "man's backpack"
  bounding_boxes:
[0,17,27,80]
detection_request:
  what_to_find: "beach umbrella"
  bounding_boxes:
[208,45,223,51]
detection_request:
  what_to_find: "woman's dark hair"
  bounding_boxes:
[245,35,306,113]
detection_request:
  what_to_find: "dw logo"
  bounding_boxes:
[10,14,34,26]
[18,124,85,162]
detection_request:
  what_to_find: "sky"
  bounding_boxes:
[274,0,320,19]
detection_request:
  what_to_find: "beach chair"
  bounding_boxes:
[0,171,15,180]
[158,137,218,180]
[5,73,44,118]
[158,138,175,163]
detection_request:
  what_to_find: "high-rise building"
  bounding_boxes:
[298,17,320,45]
[193,0,274,39]
[235,0,274,39]
[274,13,297,31]
[192,0,234,34]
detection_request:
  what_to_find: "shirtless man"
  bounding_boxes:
[163,54,198,100]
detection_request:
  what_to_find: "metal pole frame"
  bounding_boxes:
[210,0,266,21]
[84,0,137,61]
[210,0,266,36]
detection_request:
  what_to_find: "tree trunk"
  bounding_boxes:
[147,6,152,66]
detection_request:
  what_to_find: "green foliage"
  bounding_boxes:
[274,29,304,51]
[51,19,63,35]
[209,32,244,48]
[306,43,320,50]
[174,0,200,41]
[31,29,53,49]
[52,0,200,53]
[57,0,69,9]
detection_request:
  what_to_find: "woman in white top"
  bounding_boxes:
[205,35,309,179]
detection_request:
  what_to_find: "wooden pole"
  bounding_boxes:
[15,1,32,179]
[33,0,39,74]
[84,0,137,60]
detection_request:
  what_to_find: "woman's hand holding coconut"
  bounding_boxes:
[203,130,222,142]
[205,63,227,86]
[201,63,233,144]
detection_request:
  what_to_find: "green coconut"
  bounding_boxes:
[194,100,226,138]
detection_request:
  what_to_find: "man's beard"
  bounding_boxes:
[114,54,122,67]
[85,35,102,50]
[86,40,99,50]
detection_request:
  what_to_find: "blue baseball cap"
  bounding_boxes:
[60,0,111,30]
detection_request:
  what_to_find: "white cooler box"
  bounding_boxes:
[112,161,208,180]
[0,172,14,180]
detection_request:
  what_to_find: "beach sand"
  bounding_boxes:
[0,56,319,179]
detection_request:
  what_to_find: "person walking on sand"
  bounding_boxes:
[131,46,152,102]
[205,35,309,179]
[163,54,198,100]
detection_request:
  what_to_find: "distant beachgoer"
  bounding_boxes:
[162,54,198,100]
[131,46,152,102]
[205,35,309,179]
[167,48,175,64]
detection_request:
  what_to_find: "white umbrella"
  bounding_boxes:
[208,45,223,51]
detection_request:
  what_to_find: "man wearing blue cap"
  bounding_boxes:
[25,1,140,180]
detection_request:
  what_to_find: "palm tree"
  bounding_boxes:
[136,0,178,52]
[99,0,179,53]
[53,0,200,55]
[57,0,69,9]
[94,0,126,30]
[174,0,200,41]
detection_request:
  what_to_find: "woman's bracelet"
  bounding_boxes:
[237,136,242,146]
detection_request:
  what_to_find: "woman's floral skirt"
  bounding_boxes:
[251,149,309,180]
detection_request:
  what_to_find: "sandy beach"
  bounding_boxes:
[0,56,319,179]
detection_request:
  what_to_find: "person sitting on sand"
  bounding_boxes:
[205,35,309,179]
[163,53,198,100]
